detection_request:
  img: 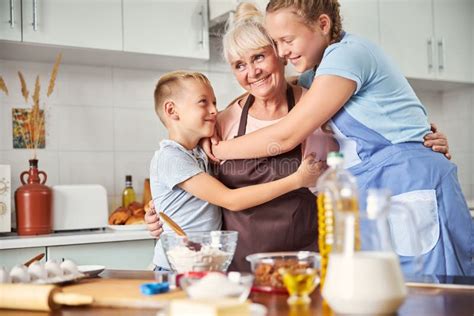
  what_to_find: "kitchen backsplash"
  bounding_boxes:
[0,51,473,217]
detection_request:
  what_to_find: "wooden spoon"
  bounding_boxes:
[158,212,201,251]
[158,212,186,236]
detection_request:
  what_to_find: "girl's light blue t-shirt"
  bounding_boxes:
[300,33,430,144]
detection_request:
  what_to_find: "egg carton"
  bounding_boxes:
[0,259,86,285]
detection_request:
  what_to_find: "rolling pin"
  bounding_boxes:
[0,284,93,311]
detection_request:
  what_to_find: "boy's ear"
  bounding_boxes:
[164,100,179,120]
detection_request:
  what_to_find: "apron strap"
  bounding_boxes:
[236,85,295,137]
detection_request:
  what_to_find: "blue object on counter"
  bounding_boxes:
[140,282,170,295]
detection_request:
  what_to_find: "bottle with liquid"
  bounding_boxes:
[122,175,136,208]
[316,152,360,288]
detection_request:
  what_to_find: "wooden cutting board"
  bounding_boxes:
[62,278,186,309]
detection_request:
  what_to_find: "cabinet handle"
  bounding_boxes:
[32,0,38,31]
[9,0,14,28]
[198,5,205,48]
[426,38,433,71]
[437,39,444,71]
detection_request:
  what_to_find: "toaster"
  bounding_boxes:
[52,184,108,231]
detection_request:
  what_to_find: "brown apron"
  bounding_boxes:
[216,86,318,272]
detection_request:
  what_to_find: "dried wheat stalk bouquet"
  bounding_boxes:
[0,53,62,158]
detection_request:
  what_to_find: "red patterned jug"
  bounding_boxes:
[15,159,52,235]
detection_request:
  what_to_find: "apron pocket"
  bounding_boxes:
[388,189,440,256]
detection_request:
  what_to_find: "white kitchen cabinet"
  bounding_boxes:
[21,0,122,50]
[0,246,46,270]
[123,0,209,59]
[0,0,21,41]
[433,0,473,82]
[380,0,473,82]
[47,240,155,270]
[339,0,380,45]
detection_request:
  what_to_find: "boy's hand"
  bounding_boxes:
[144,200,163,239]
[424,123,451,160]
[201,137,220,164]
[296,154,328,188]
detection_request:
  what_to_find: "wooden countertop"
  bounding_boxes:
[1,270,473,315]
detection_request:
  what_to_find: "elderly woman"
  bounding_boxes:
[145,2,450,272]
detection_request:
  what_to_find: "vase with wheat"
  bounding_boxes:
[1,54,62,235]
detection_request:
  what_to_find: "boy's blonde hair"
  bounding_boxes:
[223,2,277,63]
[154,71,211,125]
[266,0,343,44]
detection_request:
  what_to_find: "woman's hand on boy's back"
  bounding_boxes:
[295,153,328,188]
[144,201,163,238]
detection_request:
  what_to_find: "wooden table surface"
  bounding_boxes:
[1,270,473,316]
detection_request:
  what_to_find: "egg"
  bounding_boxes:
[28,262,47,282]
[60,259,78,276]
[45,260,63,278]
[0,267,11,283]
[9,265,30,283]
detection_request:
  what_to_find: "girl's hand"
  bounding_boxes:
[296,153,328,188]
[424,123,451,160]
[144,200,163,239]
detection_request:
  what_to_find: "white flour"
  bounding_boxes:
[166,245,232,273]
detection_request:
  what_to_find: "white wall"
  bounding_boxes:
[0,47,244,215]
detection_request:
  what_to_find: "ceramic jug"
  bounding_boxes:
[15,159,52,235]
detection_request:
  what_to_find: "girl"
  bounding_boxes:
[210,0,472,276]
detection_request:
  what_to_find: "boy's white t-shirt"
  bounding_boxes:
[149,139,222,269]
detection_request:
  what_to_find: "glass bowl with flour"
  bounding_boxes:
[162,231,238,273]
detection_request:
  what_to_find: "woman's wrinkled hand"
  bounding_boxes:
[424,123,451,160]
[296,153,328,188]
[144,200,163,239]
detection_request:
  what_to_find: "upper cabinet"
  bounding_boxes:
[21,0,123,50]
[380,0,473,83]
[123,0,209,59]
[0,0,22,41]
[339,0,380,45]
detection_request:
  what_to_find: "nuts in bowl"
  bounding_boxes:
[246,251,320,292]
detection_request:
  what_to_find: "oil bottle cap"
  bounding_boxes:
[327,152,344,167]
[125,175,132,183]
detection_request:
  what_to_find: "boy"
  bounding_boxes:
[148,71,324,270]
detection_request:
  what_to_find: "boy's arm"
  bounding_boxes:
[179,155,325,211]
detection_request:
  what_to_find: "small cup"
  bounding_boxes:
[279,267,319,305]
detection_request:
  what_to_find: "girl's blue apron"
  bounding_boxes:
[331,108,473,276]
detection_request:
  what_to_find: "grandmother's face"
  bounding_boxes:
[230,45,286,100]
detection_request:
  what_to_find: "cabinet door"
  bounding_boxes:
[433,0,473,83]
[379,0,434,79]
[0,0,21,41]
[22,0,122,50]
[339,0,380,45]
[47,240,155,270]
[0,247,46,270]
[123,0,209,59]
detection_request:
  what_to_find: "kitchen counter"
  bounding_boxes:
[2,270,472,316]
[0,228,154,250]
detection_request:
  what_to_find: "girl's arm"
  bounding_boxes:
[212,75,356,160]
[178,156,325,212]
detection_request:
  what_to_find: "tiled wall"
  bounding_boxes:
[0,54,244,215]
[1,53,473,221]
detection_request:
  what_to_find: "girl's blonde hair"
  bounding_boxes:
[222,2,276,63]
[266,0,343,44]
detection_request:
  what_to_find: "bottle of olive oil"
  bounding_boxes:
[122,175,136,208]
[316,152,360,289]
